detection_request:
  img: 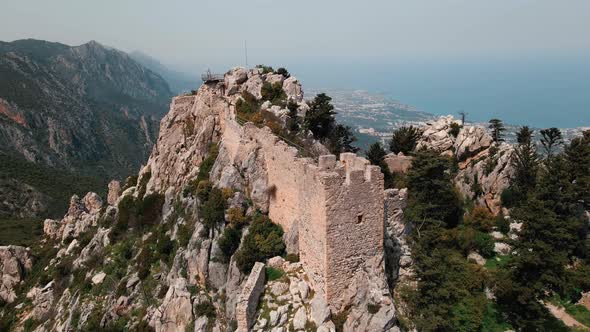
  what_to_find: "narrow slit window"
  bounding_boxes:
[357,214,363,224]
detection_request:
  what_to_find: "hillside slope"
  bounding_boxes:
[0,39,173,218]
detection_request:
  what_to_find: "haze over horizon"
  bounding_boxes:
[2,0,589,127]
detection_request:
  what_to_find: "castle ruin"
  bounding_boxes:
[221,104,384,306]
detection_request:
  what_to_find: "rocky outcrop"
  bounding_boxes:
[384,188,411,288]
[107,180,121,205]
[416,116,514,214]
[0,245,32,303]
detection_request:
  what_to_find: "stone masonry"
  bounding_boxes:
[236,262,266,332]
[221,112,384,306]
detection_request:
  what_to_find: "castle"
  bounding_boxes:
[144,67,387,307]
[216,80,385,305]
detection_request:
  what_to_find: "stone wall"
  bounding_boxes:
[219,112,386,306]
[236,262,266,332]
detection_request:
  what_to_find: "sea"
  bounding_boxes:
[288,56,590,129]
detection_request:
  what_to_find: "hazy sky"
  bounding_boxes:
[1,0,589,70]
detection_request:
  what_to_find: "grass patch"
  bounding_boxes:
[565,304,590,327]
[265,267,285,281]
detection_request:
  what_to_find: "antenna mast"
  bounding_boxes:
[244,40,248,68]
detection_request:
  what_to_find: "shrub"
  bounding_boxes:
[137,193,165,228]
[195,180,212,202]
[276,67,290,78]
[195,301,216,318]
[200,187,226,232]
[226,207,246,227]
[464,206,496,233]
[235,214,285,273]
[218,226,242,259]
[255,64,274,74]
[235,91,260,116]
[449,122,461,138]
[115,195,138,236]
[196,144,219,183]
[261,82,286,105]
[500,186,522,208]
[474,232,495,258]
[496,214,510,234]
[137,247,153,280]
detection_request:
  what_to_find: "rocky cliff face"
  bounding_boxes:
[0,67,401,332]
[416,116,514,214]
[0,39,174,219]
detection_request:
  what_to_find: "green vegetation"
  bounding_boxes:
[366,142,395,189]
[235,214,285,273]
[400,151,499,331]
[389,126,421,155]
[111,192,165,242]
[304,93,358,154]
[488,119,505,143]
[261,82,287,106]
[449,122,461,138]
[265,266,285,281]
[0,217,43,246]
[0,152,107,218]
[492,129,590,330]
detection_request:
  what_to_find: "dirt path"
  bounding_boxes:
[545,302,589,329]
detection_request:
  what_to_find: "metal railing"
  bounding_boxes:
[201,70,224,83]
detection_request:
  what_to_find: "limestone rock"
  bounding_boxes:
[107,180,121,205]
[150,278,193,332]
[0,246,32,303]
[311,294,331,325]
[467,252,486,266]
[91,272,106,285]
[43,218,62,240]
[283,77,303,102]
[293,307,307,330]
[83,192,103,213]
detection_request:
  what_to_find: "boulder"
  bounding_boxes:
[293,307,307,330]
[91,272,106,285]
[311,294,331,325]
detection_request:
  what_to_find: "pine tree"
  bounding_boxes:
[304,93,336,139]
[366,142,387,166]
[540,127,563,156]
[389,126,422,155]
[488,119,505,143]
[510,126,539,195]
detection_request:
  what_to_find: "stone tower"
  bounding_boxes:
[299,153,385,304]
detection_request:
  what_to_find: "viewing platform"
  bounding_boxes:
[201,70,224,83]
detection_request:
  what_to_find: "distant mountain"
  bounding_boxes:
[0,39,173,218]
[130,50,200,93]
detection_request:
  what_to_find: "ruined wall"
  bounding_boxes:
[220,116,386,304]
[236,262,266,332]
[322,154,384,303]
